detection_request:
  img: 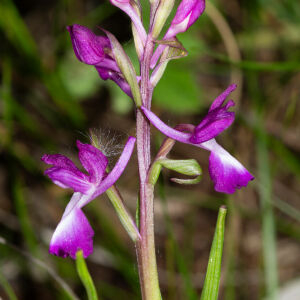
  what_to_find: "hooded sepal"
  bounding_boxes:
[190,84,237,144]
[67,24,106,65]
[67,24,134,97]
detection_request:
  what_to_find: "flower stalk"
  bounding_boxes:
[135,34,162,300]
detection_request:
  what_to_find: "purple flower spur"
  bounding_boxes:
[42,137,136,258]
[141,84,254,194]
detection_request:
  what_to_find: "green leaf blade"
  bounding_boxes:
[200,206,227,300]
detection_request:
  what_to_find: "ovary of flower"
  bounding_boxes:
[42,137,136,259]
[141,84,254,194]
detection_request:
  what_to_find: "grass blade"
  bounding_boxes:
[257,128,278,300]
[0,270,18,300]
[200,206,227,300]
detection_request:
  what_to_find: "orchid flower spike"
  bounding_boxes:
[42,137,136,259]
[150,0,205,68]
[67,24,132,97]
[141,84,254,194]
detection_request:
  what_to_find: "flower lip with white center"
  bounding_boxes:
[203,139,254,194]
[49,194,94,259]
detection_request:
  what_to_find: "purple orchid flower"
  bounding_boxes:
[67,24,132,97]
[141,84,254,194]
[150,0,205,68]
[42,137,136,259]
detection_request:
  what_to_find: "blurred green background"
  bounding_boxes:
[0,0,299,299]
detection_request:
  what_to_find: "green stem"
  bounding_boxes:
[76,250,99,300]
[135,34,162,300]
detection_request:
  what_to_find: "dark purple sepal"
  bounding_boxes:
[209,84,237,112]
[67,24,106,65]
[189,109,235,143]
[96,67,133,97]
[49,207,94,259]
[42,154,82,175]
[44,167,91,194]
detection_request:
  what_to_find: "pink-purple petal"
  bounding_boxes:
[171,0,205,28]
[49,207,94,259]
[190,111,235,143]
[93,136,136,199]
[45,167,91,193]
[76,141,108,184]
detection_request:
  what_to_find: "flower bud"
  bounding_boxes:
[159,158,202,177]
[150,0,205,68]
[67,24,134,98]
[165,0,206,39]
[151,0,175,39]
